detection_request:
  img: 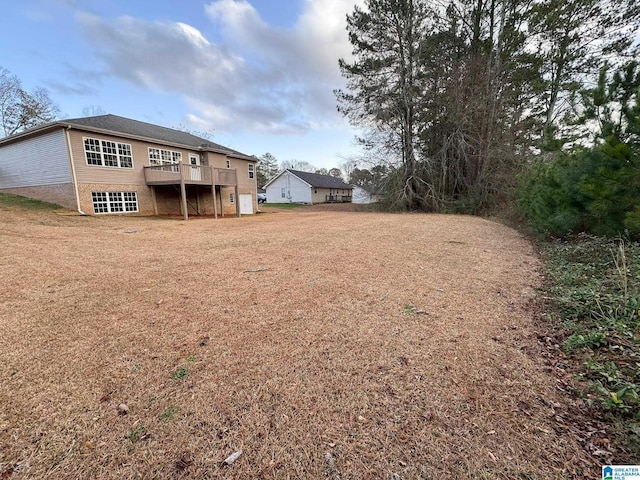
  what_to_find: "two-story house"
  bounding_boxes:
[0,114,258,219]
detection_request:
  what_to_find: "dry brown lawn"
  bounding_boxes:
[0,203,596,478]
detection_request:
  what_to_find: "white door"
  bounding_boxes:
[189,154,201,181]
[239,194,254,214]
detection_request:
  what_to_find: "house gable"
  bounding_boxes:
[264,170,312,203]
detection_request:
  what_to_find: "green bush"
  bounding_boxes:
[518,140,639,239]
[517,154,584,237]
[518,61,640,239]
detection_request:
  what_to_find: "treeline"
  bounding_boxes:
[336,0,639,234]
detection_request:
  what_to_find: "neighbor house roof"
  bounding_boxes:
[280,169,352,189]
[0,114,256,161]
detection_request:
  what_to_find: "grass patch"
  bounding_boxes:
[170,367,189,381]
[127,424,147,443]
[403,302,415,316]
[0,193,61,210]
[263,202,306,210]
[544,234,640,457]
[159,407,178,423]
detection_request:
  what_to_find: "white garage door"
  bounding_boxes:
[239,194,254,214]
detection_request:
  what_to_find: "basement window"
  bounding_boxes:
[92,191,138,214]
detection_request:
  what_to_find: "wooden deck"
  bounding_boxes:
[325,194,353,203]
[144,164,239,220]
[144,164,237,186]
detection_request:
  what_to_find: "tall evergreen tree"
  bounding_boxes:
[256,152,279,188]
[337,0,433,209]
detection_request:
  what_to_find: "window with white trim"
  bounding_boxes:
[91,191,138,214]
[148,147,182,166]
[83,137,133,168]
[248,163,254,179]
[281,188,286,198]
[226,159,231,169]
[230,192,235,204]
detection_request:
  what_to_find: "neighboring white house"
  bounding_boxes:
[352,185,383,204]
[264,169,353,204]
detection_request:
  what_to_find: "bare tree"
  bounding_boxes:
[0,67,59,137]
[82,105,107,117]
[174,122,215,141]
[280,159,317,172]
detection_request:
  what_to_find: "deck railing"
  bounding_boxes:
[144,164,235,186]
[325,194,352,203]
[213,168,237,186]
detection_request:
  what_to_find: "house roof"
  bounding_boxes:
[283,169,352,189]
[0,114,256,161]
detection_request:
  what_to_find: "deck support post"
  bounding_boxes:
[180,174,188,221]
[150,186,158,216]
[235,185,240,217]
[212,183,218,219]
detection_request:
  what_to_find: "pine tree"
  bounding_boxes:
[336,0,433,209]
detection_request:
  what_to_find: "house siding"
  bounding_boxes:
[0,129,71,188]
[68,130,201,185]
[214,153,258,214]
[352,186,370,204]
[0,129,77,208]
[265,172,311,203]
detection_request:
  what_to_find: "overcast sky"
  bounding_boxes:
[1,0,365,169]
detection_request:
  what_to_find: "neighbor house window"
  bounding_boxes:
[84,137,133,168]
[230,193,235,204]
[91,191,138,214]
[248,164,254,179]
[226,159,231,169]
[281,188,286,198]
[148,147,182,166]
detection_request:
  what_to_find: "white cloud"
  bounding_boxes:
[75,0,360,135]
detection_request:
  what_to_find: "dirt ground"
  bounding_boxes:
[0,203,597,478]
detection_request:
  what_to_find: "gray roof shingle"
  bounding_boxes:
[1,114,254,160]
[287,169,352,189]
[63,114,254,159]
